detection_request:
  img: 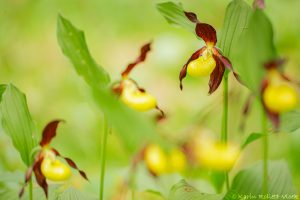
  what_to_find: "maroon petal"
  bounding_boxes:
[184,11,200,23]
[261,80,280,130]
[239,95,254,132]
[195,23,217,46]
[33,158,48,198]
[19,152,43,198]
[51,148,89,181]
[121,42,152,77]
[253,0,265,9]
[213,48,242,84]
[266,109,280,131]
[208,55,225,94]
[179,46,207,90]
[40,120,64,147]
[155,105,166,121]
[264,58,286,70]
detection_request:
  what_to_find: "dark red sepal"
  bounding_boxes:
[179,47,207,90]
[19,152,44,198]
[239,95,254,132]
[51,148,89,181]
[121,42,152,77]
[208,55,225,94]
[264,58,286,70]
[184,11,200,23]
[261,79,280,130]
[40,120,64,147]
[33,156,48,198]
[253,0,265,9]
[195,23,217,46]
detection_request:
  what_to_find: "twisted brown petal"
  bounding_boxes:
[208,55,225,94]
[121,42,152,77]
[51,148,89,181]
[184,11,200,23]
[33,157,48,198]
[179,47,207,90]
[19,152,44,198]
[195,23,217,46]
[264,58,286,70]
[239,94,254,132]
[40,120,65,147]
[261,79,280,130]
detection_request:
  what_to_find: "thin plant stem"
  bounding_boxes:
[99,116,109,200]
[221,72,230,191]
[261,103,268,194]
[29,178,33,200]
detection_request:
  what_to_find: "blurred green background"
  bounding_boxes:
[1,0,300,198]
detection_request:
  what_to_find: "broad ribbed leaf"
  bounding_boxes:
[168,180,223,200]
[57,15,110,89]
[232,10,276,94]
[0,84,37,166]
[224,160,297,199]
[57,15,162,151]
[56,187,96,200]
[218,0,252,57]
[156,2,195,34]
[241,132,263,149]
[280,111,300,133]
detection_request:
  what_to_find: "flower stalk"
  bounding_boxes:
[99,116,109,200]
[221,71,230,191]
[261,102,268,194]
[29,178,33,200]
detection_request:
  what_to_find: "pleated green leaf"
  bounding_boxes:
[232,9,276,94]
[156,2,195,34]
[168,180,223,200]
[241,132,263,149]
[280,111,300,133]
[0,84,37,166]
[218,0,252,57]
[56,15,110,89]
[57,15,163,151]
[224,160,297,199]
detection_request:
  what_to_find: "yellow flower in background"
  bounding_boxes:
[144,144,187,176]
[168,148,187,173]
[144,144,168,175]
[193,135,240,171]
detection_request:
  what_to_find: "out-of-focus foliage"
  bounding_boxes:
[1,0,300,198]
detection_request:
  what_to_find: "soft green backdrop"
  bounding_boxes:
[1,0,300,198]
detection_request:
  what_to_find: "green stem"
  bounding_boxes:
[221,72,230,191]
[261,103,268,194]
[99,116,109,200]
[29,178,33,200]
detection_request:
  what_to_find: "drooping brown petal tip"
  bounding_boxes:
[264,58,286,70]
[121,42,152,77]
[195,23,217,46]
[208,55,225,94]
[19,153,44,198]
[239,95,254,132]
[253,0,265,9]
[40,120,65,147]
[33,158,48,198]
[184,11,199,23]
[51,148,89,181]
[179,47,207,90]
[155,106,166,122]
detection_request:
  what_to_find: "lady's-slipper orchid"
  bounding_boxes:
[261,59,299,129]
[139,144,187,176]
[241,59,299,130]
[112,42,164,118]
[179,11,239,94]
[19,120,88,198]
